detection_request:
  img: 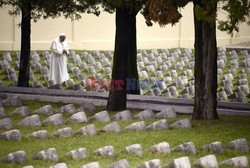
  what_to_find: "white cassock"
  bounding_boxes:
[49,38,70,84]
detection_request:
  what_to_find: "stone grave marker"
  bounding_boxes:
[93,146,115,157]
[122,144,143,156]
[138,159,161,168]
[1,151,27,164]
[3,52,12,62]
[32,148,58,162]
[173,142,196,154]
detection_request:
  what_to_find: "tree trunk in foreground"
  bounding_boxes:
[18,3,31,87]
[126,8,140,95]
[107,7,139,111]
[192,0,219,120]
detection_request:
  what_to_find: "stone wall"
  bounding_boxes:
[0,3,250,50]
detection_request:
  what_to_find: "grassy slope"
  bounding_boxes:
[0,100,249,167]
[1,49,250,102]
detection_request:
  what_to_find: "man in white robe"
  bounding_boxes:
[49,33,70,84]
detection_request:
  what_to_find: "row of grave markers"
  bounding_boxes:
[0,48,249,102]
[1,138,249,167]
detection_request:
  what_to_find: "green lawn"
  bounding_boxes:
[0,100,249,167]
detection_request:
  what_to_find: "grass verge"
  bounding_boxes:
[0,100,249,167]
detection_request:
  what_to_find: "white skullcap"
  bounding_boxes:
[59,33,66,37]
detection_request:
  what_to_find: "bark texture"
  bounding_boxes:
[107,7,140,111]
[192,0,219,120]
[18,3,31,87]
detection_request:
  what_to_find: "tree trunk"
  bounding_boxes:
[126,8,140,95]
[18,3,31,87]
[107,7,139,111]
[192,0,219,120]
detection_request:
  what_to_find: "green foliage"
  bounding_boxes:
[218,0,250,34]
[194,0,218,26]
[173,0,192,8]
[0,0,100,22]
[193,0,250,34]
[140,0,249,34]
[101,0,149,14]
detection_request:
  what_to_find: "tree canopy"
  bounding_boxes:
[218,0,250,34]
[0,0,100,22]
[141,0,191,26]
[142,0,250,33]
